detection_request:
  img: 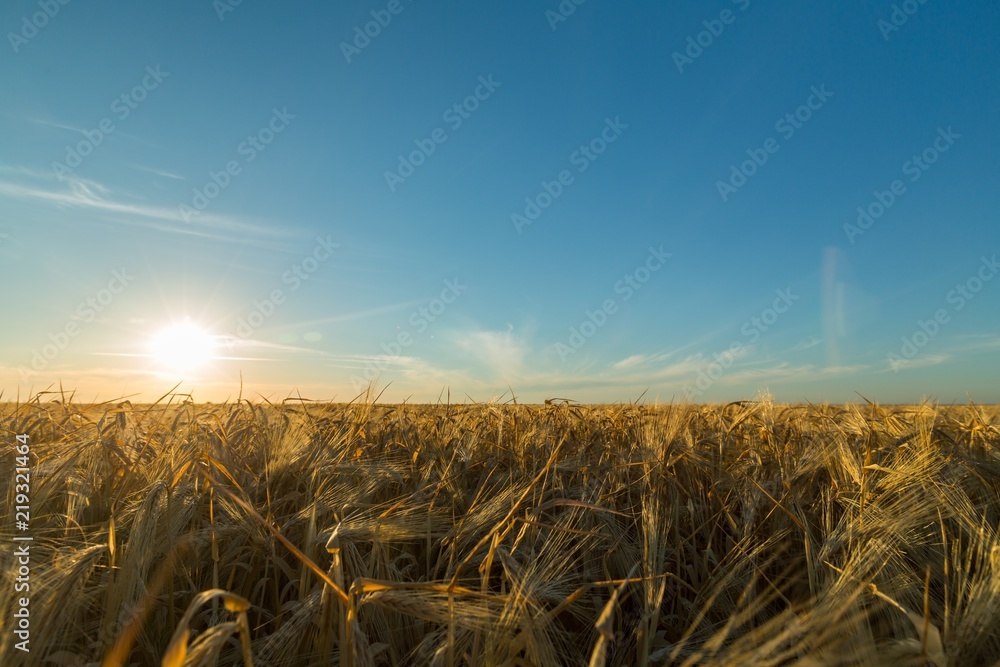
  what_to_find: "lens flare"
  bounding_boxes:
[149,321,218,373]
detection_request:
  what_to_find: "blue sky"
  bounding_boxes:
[2,0,998,404]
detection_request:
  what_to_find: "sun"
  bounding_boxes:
[148,321,219,373]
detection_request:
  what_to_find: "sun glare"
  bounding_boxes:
[149,321,219,373]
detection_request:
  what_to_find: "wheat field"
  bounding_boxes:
[1,392,998,666]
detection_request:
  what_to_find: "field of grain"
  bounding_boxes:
[1,394,998,666]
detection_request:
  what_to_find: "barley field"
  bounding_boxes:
[1,393,999,666]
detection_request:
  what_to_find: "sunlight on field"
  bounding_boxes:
[1,395,998,665]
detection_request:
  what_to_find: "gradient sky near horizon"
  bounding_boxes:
[2,1,998,404]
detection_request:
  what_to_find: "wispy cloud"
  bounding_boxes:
[611,350,677,370]
[0,165,62,180]
[721,362,868,385]
[276,300,427,329]
[223,337,328,356]
[0,170,288,240]
[882,354,951,372]
[16,115,87,133]
[789,337,823,352]
[955,334,1000,352]
[452,326,530,379]
[131,163,185,180]
[318,332,869,402]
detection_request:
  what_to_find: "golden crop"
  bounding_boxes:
[1,392,998,666]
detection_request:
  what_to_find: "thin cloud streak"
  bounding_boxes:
[0,168,292,243]
[0,179,278,237]
[15,115,87,133]
[131,163,186,180]
[275,300,427,329]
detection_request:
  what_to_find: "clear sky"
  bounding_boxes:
[2,1,998,404]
